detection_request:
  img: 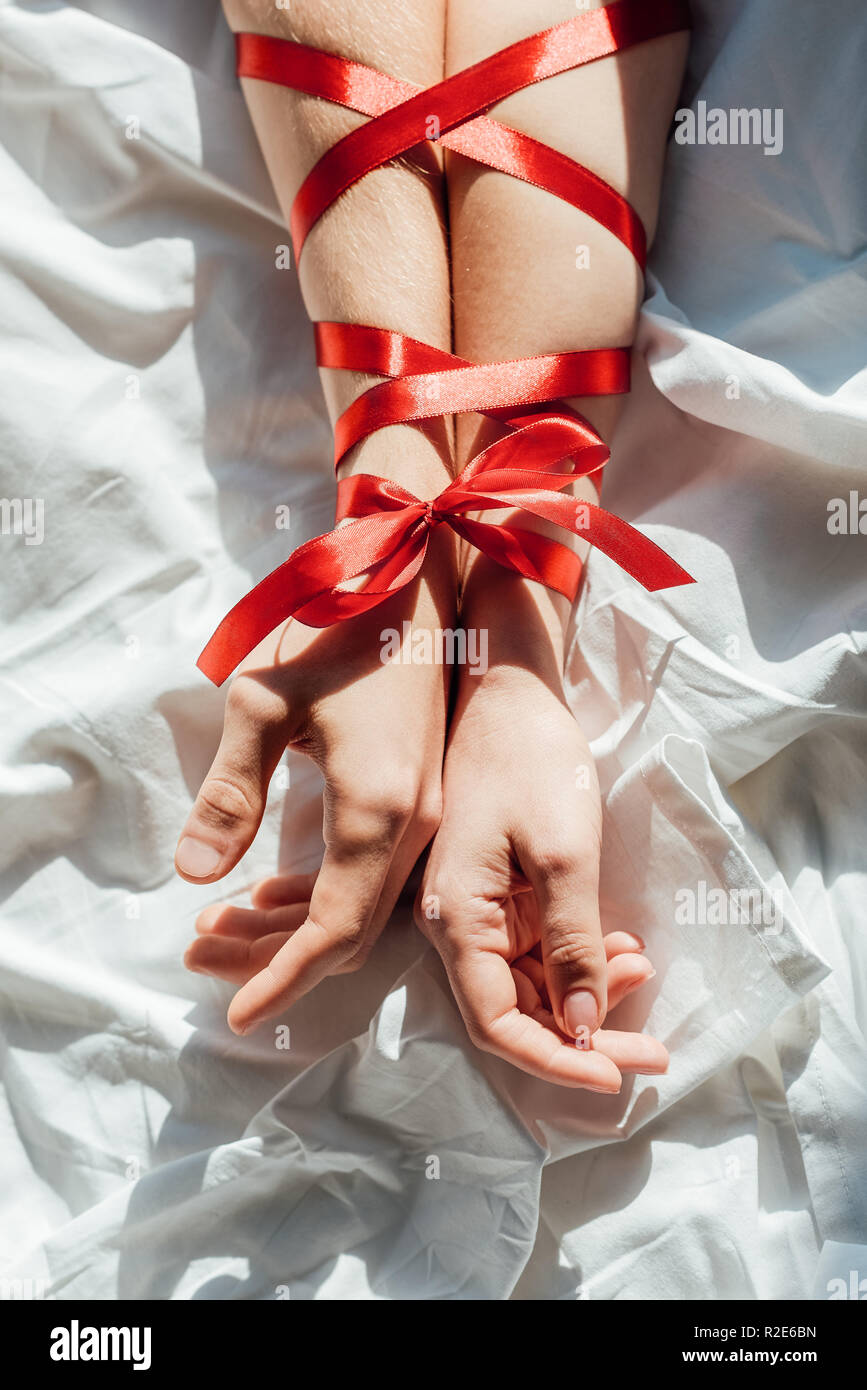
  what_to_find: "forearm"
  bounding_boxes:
[448,0,688,670]
[222,0,453,496]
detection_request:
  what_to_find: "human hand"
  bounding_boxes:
[190,651,666,1087]
[177,529,455,1035]
[414,566,668,1090]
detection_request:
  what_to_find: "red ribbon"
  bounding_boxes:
[198,410,692,684]
[198,0,693,686]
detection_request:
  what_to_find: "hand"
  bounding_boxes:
[196,656,668,1087]
[414,566,668,1090]
[177,530,455,1035]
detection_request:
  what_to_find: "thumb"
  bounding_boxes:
[522,839,607,1046]
[175,682,287,883]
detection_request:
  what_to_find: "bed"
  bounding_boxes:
[0,0,865,1299]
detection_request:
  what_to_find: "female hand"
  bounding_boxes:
[415,660,667,1089]
[189,637,668,1088]
[411,551,669,1089]
[177,532,455,1035]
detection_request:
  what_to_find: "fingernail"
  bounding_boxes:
[585,1084,621,1095]
[619,966,658,1006]
[564,989,599,1038]
[634,966,657,982]
[176,836,222,879]
[625,933,646,950]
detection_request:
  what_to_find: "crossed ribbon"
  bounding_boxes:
[198,0,694,686]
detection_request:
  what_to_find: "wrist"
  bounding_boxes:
[335,413,455,500]
[458,557,569,697]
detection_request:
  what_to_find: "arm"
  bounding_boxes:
[178,0,456,1033]
[416,0,687,1084]
[183,0,685,1084]
[221,0,454,495]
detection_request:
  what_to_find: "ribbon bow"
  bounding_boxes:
[197,408,691,685]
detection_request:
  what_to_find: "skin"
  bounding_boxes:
[420,0,687,1077]
[178,0,457,1031]
[178,0,687,1088]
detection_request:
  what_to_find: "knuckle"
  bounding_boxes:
[340,917,368,952]
[544,933,603,977]
[415,785,443,839]
[341,939,373,972]
[376,772,419,826]
[463,1013,495,1054]
[327,808,393,857]
[197,775,256,831]
[530,839,582,882]
[329,769,419,846]
[305,911,368,963]
[225,674,287,729]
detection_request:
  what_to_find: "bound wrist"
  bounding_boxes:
[458,557,569,694]
[336,422,454,498]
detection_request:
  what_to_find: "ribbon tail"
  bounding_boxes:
[197,556,321,687]
[448,496,694,596]
[197,510,426,686]
[448,516,584,601]
[532,496,695,590]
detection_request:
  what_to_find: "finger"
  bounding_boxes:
[511,961,554,1026]
[514,928,643,968]
[195,901,309,941]
[443,937,623,1091]
[175,679,287,883]
[245,780,435,1003]
[512,960,667,1075]
[232,812,429,978]
[185,930,292,985]
[226,783,411,1033]
[249,807,433,972]
[605,952,656,1010]
[365,793,441,937]
[250,871,319,910]
[520,835,608,1046]
[226,865,383,1032]
[592,1029,669,1075]
[514,948,655,1013]
[512,953,548,1001]
[604,931,646,958]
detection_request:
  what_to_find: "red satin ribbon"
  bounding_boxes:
[198,0,693,686]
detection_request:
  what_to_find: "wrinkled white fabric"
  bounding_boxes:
[0,0,864,1301]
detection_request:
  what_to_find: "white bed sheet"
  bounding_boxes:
[0,0,864,1300]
